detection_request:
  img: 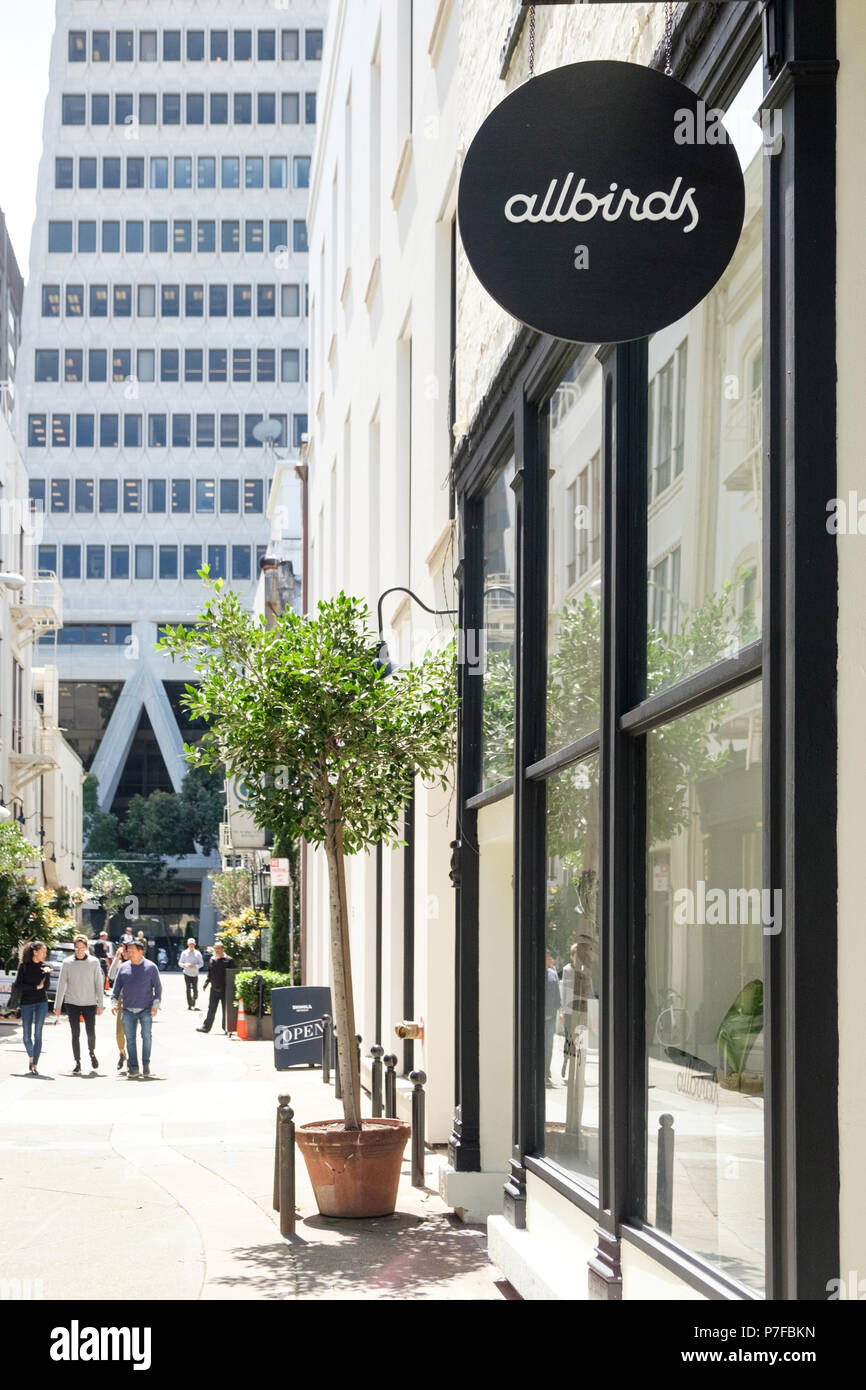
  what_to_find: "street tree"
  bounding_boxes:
[159,583,456,1131]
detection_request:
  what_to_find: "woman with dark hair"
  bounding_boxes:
[15,941,51,1075]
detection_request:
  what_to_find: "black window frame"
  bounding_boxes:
[447,2,839,1306]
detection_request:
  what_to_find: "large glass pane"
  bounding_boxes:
[547,354,603,753]
[647,65,763,694]
[543,756,601,1188]
[480,456,516,789]
[645,680,764,1292]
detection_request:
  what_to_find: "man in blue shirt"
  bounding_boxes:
[111,939,162,1079]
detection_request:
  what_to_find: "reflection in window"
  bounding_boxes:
[480,457,516,789]
[646,66,763,694]
[645,681,764,1293]
[547,356,603,752]
[543,758,601,1188]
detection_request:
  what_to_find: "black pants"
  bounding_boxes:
[184,974,199,1008]
[68,1005,97,1062]
[202,988,225,1031]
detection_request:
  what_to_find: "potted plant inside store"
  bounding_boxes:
[159,583,456,1217]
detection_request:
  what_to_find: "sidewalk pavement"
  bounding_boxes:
[0,975,507,1301]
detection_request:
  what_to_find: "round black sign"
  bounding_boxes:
[458,61,746,344]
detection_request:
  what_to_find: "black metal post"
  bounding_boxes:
[334,1032,341,1100]
[355,1033,362,1081]
[384,1053,398,1119]
[273,1092,291,1211]
[409,1069,427,1187]
[254,971,264,1024]
[655,1113,674,1236]
[321,1014,332,1084]
[278,1104,296,1237]
[371,1044,384,1117]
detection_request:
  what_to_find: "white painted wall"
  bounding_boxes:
[836,0,866,1288]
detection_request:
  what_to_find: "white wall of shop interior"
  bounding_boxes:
[304,0,459,1139]
[835,0,866,1284]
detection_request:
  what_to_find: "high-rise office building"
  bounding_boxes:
[19,0,324,937]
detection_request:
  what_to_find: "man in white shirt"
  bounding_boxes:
[178,938,204,1010]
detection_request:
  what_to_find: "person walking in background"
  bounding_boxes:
[14,940,52,1075]
[53,935,105,1075]
[108,941,130,1071]
[178,938,204,1010]
[92,930,113,981]
[545,947,561,1088]
[111,939,162,1080]
[197,941,234,1034]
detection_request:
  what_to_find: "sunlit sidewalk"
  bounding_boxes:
[0,976,506,1301]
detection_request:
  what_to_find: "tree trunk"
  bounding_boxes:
[323,796,362,1130]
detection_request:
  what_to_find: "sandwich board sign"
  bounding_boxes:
[271,985,332,1069]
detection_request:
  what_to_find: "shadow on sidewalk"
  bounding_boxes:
[212,1211,495,1300]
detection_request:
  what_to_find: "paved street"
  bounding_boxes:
[0,975,504,1302]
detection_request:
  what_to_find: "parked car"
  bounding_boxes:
[0,968,18,1017]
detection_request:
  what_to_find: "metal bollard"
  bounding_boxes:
[321,1015,332,1084]
[409,1070,427,1188]
[384,1053,398,1119]
[273,1092,291,1211]
[656,1113,675,1235]
[355,1033,362,1078]
[370,1044,384,1117]
[334,1032,341,1100]
[278,1104,296,1237]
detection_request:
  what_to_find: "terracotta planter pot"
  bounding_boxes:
[295,1118,411,1218]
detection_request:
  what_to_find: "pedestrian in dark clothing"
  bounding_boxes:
[197,942,234,1033]
[15,940,52,1074]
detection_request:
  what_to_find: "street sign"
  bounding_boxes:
[271,985,332,1070]
[270,858,291,886]
[458,61,746,343]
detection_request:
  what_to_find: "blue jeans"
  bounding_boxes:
[122,1009,153,1072]
[21,1002,48,1065]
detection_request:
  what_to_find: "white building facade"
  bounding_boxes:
[307,0,863,1305]
[18,0,324,930]
[305,0,459,1143]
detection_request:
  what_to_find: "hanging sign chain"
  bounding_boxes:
[529,4,536,78]
[664,1,674,76]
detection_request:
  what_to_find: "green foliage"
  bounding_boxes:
[542,586,749,962]
[269,829,294,974]
[90,863,132,922]
[124,790,190,857]
[159,581,457,1131]
[481,650,516,786]
[0,822,41,876]
[209,868,252,918]
[216,907,267,969]
[234,969,297,1014]
[158,586,457,855]
[179,765,224,854]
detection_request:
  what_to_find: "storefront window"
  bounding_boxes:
[547,354,603,751]
[543,757,600,1188]
[480,456,516,788]
[645,681,764,1292]
[647,65,764,694]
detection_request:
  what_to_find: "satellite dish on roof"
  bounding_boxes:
[252,419,283,445]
